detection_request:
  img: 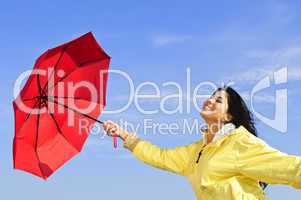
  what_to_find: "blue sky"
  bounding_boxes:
[1,0,301,199]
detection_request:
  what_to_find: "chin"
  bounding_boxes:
[200,111,217,122]
[200,111,210,120]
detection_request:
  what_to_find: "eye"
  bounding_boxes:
[216,97,223,103]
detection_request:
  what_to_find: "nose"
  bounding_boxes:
[207,97,215,105]
[203,97,214,108]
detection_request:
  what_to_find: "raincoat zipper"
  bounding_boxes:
[196,149,203,163]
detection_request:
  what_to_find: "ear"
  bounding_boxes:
[224,113,232,122]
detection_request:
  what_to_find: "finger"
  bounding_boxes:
[103,120,119,135]
[103,121,110,131]
[106,122,115,131]
[106,120,115,126]
[107,126,117,135]
[111,127,117,134]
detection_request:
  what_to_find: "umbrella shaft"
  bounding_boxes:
[48,98,103,124]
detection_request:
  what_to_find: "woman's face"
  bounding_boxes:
[200,90,231,124]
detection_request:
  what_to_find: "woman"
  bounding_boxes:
[103,86,301,200]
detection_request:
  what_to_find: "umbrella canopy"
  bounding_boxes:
[13,32,110,179]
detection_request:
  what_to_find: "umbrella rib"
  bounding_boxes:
[48,112,62,134]
[43,70,73,94]
[37,74,43,97]
[35,74,46,177]
[41,96,79,150]
[48,96,82,100]
[23,96,39,101]
[79,58,105,67]
[48,98,103,124]
[14,101,40,135]
[43,66,90,94]
[48,112,80,152]
[41,46,68,95]
[23,96,82,101]
[44,58,109,95]
[16,73,42,129]
[35,106,41,151]
[24,101,39,121]
[34,103,45,178]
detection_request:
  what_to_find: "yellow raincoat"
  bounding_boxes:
[123,125,301,200]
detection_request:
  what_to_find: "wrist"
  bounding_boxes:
[119,131,129,141]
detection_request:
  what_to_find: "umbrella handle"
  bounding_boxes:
[113,132,117,148]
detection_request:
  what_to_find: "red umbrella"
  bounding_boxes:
[13,32,114,179]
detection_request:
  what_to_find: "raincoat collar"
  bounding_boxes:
[202,123,236,145]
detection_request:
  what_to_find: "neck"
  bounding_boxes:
[204,121,226,143]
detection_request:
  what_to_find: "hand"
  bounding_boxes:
[103,120,128,140]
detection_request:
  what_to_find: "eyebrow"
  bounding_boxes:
[211,92,225,100]
[216,96,223,101]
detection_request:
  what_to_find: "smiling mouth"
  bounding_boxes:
[204,105,214,111]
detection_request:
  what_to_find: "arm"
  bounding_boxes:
[123,133,200,176]
[235,132,301,189]
[102,120,200,176]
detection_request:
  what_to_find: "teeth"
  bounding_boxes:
[205,105,211,110]
[203,105,215,111]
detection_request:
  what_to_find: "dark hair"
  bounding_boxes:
[215,86,268,191]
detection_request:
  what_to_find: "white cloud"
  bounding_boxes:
[240,91,275,104]
[224,67,275,83]
[287,67,301,80]
[225,45,301,84]
[245,47,301,63]
[152,34,192,46]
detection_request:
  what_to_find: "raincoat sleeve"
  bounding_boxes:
[235,133,301,189]
[123,133,199,176]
